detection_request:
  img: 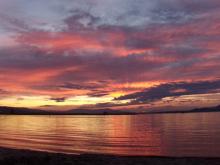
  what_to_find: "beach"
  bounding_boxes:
[0,147,220,165]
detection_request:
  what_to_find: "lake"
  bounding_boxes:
[0,112,220,157]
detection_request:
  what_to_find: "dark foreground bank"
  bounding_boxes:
[0,147,220,165]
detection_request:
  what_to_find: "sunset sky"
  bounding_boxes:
[0,0,220,111]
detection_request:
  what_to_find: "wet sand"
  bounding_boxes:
[0,147,220,165]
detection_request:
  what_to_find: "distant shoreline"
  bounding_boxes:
[1,110,220,116]
[1,147,220,165]
[144,109,220,115]
[1,111,220,116]
[0,113,136,116]
[0,105,219,115]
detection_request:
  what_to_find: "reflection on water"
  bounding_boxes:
[0,113,220,157]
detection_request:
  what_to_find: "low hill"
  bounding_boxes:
[0,106,51,115]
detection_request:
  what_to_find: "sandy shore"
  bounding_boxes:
[0,147,220,165]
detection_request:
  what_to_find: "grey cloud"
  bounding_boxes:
[0,13,31,33]
[61,0,220,29]
[1,0,220,35]
[64,10,100,30]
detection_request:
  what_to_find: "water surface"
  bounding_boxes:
[0,113,220,157]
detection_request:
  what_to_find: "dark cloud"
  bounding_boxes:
[45,53,166,85]
[158,45,211,58]
[116,79,220,103]
[0,89,8,94]
[59,82,105,90]
[50,97,67,102]
[0,89,10,98]
[124,37,159,50]
[0,45,84,70]
[87,91,109,97]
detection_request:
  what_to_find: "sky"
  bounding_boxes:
[0,0,220,111]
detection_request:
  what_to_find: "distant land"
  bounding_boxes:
[0,105,220,115]
[145,105,220,115]
[0,106,135,115]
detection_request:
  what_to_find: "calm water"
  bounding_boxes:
[0,113,220,157]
